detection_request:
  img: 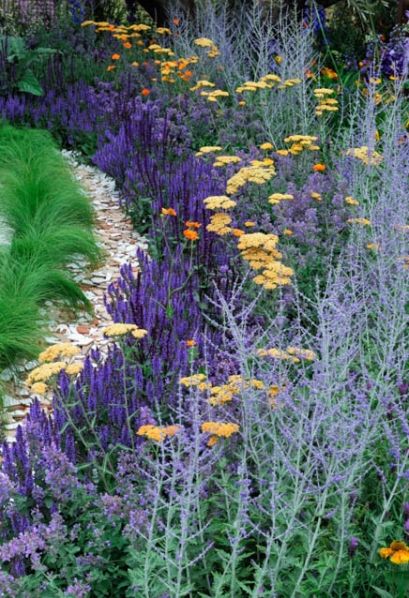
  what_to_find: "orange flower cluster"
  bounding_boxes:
[183,220,201,241]
[161,207,177,216]
[160,57,198,83]
[379,541,409,565]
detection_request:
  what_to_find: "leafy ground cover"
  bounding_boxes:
[0,126,99,386]
[0,3,408,596]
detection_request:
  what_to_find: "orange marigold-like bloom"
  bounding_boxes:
[107,65,116,72]
[123,42,132,49]
[312,163,326,172]
[390,550,409,565]
[141,88,151,96]
[161,207,176,216]
[183,229,199,241]
[185,220,201,229]
[111,53,121,60]
[186,339,197,348]
[378,540,409,564]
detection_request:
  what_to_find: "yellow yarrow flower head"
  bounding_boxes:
[196,146,222,156]
[65,363,84,376]
[180,373,207,387]
[206,212,232,235]
[31,382,48,395]
[130,24,151,32]
[190,80,216,92]
[212,156,241,167]
[203,195,237,210]
[347,218,371,227]
[137,424,181,442]
[345,196,360,206]
[226,163,276,194]
[102,324,148,339]
[201,421,240,438]
[194,37,216,48]
[39,343,81,363]
[366,242,379,251]
[268,193,294,205]
[26,361,68,386]
[346,146,382,166]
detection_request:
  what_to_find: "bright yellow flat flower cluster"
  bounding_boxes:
[279,78,302,88]
[180,373,208,388]
[137,424,181,442]
[26,361,68,385]
[180,373,284,407]
[65,363,84,376]
[238,232,293,290]
[345,196,360,206]
[39,343,81,363]
[196,146,222,156]
[379,541,409,565]
[147,43,174,57]
[204,195,237,210]
[236,73,281,93]
[366,242,379,251]
[314,88,338,116]
[200,89,229,102]
[213,156,242,167]
[207,212,232,235]
[346,146,383,165]
[283,135,320,156]
[194,37,220,58]
[201,421,239,436]
[201,421,240,445]
[268,192,294,205]
[190,80,215,92]
[102,323,148,339]
[257,346,316,362]
[30,382,48,395]
[347,218,371,226]
[226,162,276,194]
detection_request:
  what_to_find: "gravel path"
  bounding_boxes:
[2,151,147,441]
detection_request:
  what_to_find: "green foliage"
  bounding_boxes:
[0,124,100,371]
[0,35,57,96]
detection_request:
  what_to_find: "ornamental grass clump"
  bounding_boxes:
[0,125,99,371]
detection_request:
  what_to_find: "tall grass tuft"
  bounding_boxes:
[0,124,100,372]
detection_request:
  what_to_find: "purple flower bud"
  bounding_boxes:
[348,536,359,557]
[404,502,409,518]
[404,520,409,535]
[398,381,409,396]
